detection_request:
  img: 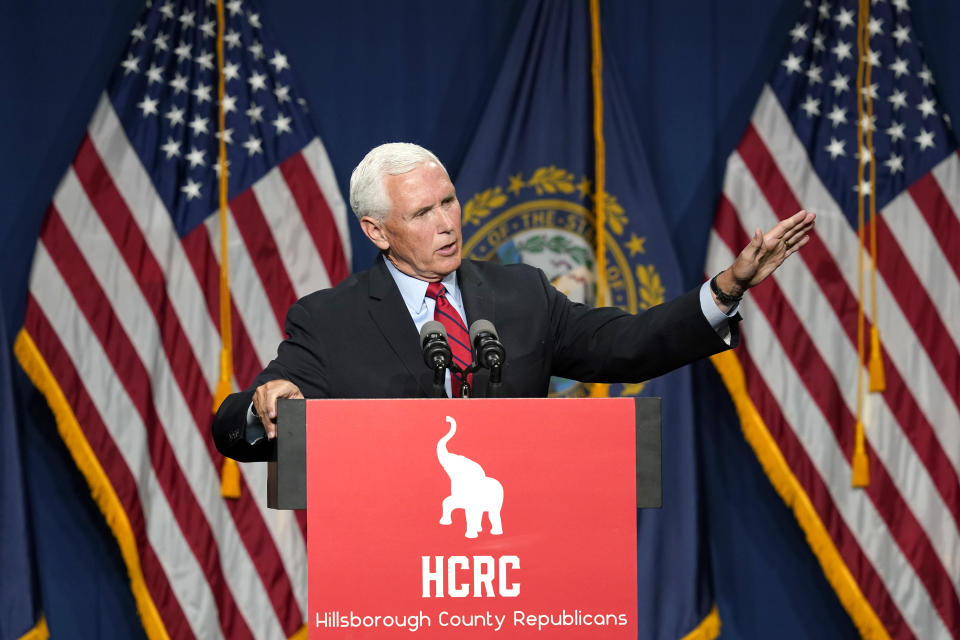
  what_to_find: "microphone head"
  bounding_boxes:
[469,319,498,345]
[420,320,448,344]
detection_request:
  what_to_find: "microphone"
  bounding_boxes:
[420,320,451,371]
[469,319,506,369]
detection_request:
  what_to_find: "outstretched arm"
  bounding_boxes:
[710,209,816,313]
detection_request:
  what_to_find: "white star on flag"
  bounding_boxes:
[170,73,188,94]
[269,51,289,72]
[188,115,209,136]
[185,147,206,168]
[248,71,268,92]
[242,136,263,156]
[160,137,181,159]
[137,95,159,117]
[180,178,202,200]
[826,136,846,158]
[272,114,292,134]
[246,104,264,123]
[121,54,139,75]
[165,105,185,127]
[783,53,803,74]
[801,96,821,117]
[827,104,848,127]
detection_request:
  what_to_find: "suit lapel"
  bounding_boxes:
[367,256,432,395]
[458,259,495,328]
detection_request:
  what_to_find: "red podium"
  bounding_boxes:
[269,397,660,639]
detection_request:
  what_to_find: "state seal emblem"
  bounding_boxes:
[462,165,665,397]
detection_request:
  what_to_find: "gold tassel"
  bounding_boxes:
[212,349,232,411]
[220,458,241,499]
[867,326,885,392]
[851,420,870,488]
[214,350,239,499]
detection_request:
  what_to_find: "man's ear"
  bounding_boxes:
[360,216,390,251]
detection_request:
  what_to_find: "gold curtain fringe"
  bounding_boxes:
[680,605,721,640]
[16,616,49,640]
[710,351,890,639]
[15,330,170,640]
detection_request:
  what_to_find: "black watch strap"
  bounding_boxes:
[710,273,743,305]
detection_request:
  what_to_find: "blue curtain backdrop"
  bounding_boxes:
[1,1,958,638]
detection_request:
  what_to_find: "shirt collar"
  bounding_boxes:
[383,257,461,314]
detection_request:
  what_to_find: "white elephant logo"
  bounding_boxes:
[436,416,504,538]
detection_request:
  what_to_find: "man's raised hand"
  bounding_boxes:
[713,209,816,307]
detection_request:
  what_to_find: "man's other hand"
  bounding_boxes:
[252,379,304,439]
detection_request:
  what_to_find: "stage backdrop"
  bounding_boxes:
[1,1,959,639]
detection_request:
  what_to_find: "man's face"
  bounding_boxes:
[363,162,462,282]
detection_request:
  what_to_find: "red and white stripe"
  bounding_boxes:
[706,85,960,638]
[25,94,350,639]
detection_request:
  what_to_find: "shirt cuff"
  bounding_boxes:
[699,280,740,345]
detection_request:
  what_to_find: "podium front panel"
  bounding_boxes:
[306,398,638,638]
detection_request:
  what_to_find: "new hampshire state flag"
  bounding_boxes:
[455,2,717,638]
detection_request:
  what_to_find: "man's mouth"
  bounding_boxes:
[436,241,458,256]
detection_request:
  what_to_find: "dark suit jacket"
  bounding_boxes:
[213,256,738,461]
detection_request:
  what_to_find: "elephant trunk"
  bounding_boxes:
[437,416,457,463]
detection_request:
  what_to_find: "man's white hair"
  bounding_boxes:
[349,142,449,222]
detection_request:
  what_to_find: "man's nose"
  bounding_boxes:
[436,206,455,231]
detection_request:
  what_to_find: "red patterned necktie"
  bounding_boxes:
[425,282,472,396]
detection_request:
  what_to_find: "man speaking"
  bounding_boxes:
[213,143,815,462]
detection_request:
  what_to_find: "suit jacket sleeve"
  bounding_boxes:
[541,269,738,383]
[212,299,331,462]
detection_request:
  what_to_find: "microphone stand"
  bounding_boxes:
[431,366,446,398]
[450,362,479,398]
[487,363,503,398]
[468,319,506,398]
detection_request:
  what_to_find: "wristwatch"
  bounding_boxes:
[710,272,743,306]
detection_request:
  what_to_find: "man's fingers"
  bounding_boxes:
[782,217,816,248]
[782,225,809,246]
[252,379,303,439]
[785,234,811,256]
[769,210,816,248]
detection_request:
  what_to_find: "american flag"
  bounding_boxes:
[705,0,958,637]
[16,0,350,638]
